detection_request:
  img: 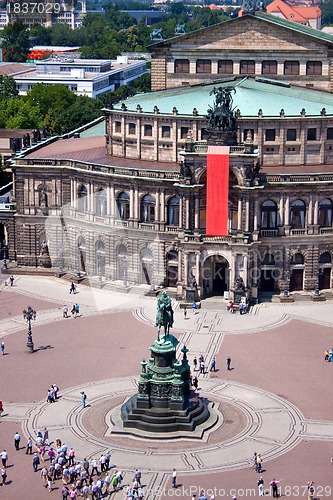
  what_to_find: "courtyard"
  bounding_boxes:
[0,275,332,499]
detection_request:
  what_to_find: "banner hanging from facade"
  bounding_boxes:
[206,145,230,236]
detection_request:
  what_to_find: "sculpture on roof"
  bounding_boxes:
[207,87,237,132]
[150,28,163,41]
[175,24,186,35]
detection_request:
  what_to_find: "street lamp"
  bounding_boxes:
[23,306,36,353]
[77,243,81,279]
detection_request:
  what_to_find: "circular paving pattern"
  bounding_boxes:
[24,376,304,474]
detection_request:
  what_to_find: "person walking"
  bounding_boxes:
[9,275,14,286]
[81,391,87,408]
[1,468,7,485]
[0,450,8,468]
[227,356,231,370]
[1,341,4,355]
[172,468,177,488]
[75,303,80,318]
[256,454,262,473]
[135,468,142,486]
[200,359,205,374]
[183,306,187,319]
[32,452,40,472]
[70,282,76,294]
[193,356,198,371]
[307,481,315,500]
[63,305,69,318]
[26,437,33,454]
[210,356,216,372]
[193,376,198,390]
[14,431,21,451]
[258,476,264,496]
[192,302,197,314]
[0,400,3,416]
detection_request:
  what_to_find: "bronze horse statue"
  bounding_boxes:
[155,291,174,341]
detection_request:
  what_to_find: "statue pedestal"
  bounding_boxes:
[207,130,237,146]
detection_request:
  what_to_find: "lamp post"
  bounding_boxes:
[2,244,8,270]
[23,306,36,353]
[283,268,290,298]
[77,243,81,279]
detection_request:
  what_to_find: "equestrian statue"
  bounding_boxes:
[155,291,174,341]
[207,86,237,132]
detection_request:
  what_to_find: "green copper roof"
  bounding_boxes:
[150,12,333,49]
[113,77,333,118]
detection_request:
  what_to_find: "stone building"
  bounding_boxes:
[2,9,333,301]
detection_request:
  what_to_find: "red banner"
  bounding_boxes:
[206,145,230,236]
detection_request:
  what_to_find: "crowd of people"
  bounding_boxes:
[1,424,146,499]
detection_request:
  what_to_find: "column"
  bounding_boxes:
[106,185,111,216]
[194,196,199,229]
[70,179,74,208]
[160,190,165,223]
[184,253,188,287]
[110,185,115,218]
[87,183,91,212]
[308,194,313,225]
[178,249,182,283]
[185,196,190,229]
[179,196,183,228]
[284,195,290,225]
[130,187,134,219]
[254,198,259,231]
[279,195,284,226]
[73,179,77,209]
[245,198,250,232]
[155,190,160,222]
[195,252,200,285]
[237,198,242,230]
[243,254,248,287]
[314,194,319,225]
[134,186,139,220]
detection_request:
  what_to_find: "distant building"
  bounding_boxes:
[120,10,167,26]
[12,55,148,98]
[266,0,321,29]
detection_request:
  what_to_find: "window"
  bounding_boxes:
[306,61,322,75]
[117,192,130,220]
[261,200,277,229]
[196,59,211,74]
[290,200,306,228]
[174,59,189,73]
[307,128,317,141]
[201,128,208,140]
[128,123,136,135]
[284,61,300,75]
[144,124,152,137]
[162,126,170,138]
[167,196,180,226]
[78,185,87,213]
[95,189,107,217]
[327,128,333,140]
[319,198,333,227]
[291,252,304,265]
[265,129,276,142]
[181,127,189,139]
[115,121,121,133]
[319,251,331,264]
[240,60,255,74]
[218,60,233,74]
[141,194,155,223]
[262,60,277,75]
[287,129,297,141]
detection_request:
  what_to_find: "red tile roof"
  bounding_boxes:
[0,63,34,76]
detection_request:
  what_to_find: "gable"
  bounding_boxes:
[156,15,331,54]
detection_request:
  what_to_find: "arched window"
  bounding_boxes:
[291,253,304,265]
[319,198,333,227]
[141,194,155,223]
[167,196,180,226]
[320,252,331,264]
[290,200,306,228]
[141,247,153,285]
[78,185,87,213]
[117,192,130,220]
[261,200,277,229]
[262,253,275,265]
[117,244,127,257]
[95,189,107,217]
[117,244,128,281]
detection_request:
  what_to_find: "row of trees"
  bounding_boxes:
[0,73,150,134]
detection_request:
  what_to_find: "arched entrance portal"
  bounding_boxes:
[203,255,230,297]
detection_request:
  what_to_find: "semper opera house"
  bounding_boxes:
[4,6,333,301]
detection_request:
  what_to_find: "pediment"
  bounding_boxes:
[169,16,327,53]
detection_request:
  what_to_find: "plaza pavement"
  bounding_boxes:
[0,276,333,499]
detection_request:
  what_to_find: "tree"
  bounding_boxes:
[59,96,102,133]
[1,21,30,62]
[26,83,76,117]
[0,76,18,99]
[29,24,52,45]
